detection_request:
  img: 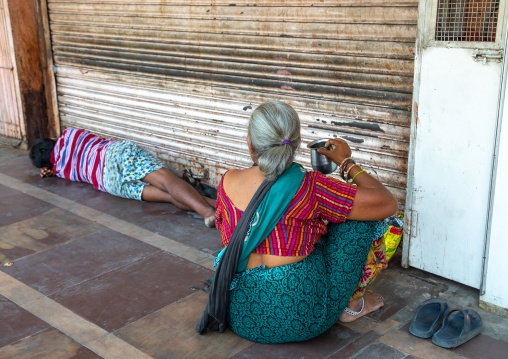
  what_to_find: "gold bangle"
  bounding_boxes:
[345,163,360,181]
[339,157,352,179]
[339,157,351,171]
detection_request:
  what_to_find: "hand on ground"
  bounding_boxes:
[40,167,55,177]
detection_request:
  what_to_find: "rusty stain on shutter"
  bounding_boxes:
[47,0,418,207]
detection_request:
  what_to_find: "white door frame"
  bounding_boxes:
[0,0,25,141]
[403,0,508,287]
[480,25,508,312]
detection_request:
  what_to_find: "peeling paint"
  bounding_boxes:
[331,120,385,133]
[308,125,379,139]
[276,69,291,76]
[341,136,364,144]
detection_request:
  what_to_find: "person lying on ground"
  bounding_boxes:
[29,128,216,227]
[197,100,398,343]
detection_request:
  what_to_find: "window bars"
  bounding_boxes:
[435,0,500,42]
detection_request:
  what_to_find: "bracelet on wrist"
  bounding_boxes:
[345,163,360,182]
[339,157,351,178]
[342,161,355,180]
[351,169,366,183]
[339,157,351,169]
[340,158,355,179]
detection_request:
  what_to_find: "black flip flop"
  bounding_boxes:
[432,308,483,348]
[409,298,449,338]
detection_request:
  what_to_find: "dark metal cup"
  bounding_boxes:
[307,139,337,174]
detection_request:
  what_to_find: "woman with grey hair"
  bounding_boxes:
[198,100,398,343]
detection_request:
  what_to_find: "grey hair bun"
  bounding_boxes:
[248,101,301,181]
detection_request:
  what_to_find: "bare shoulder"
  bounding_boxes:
[222,167,265,210]
[222,168,243,188]
[223,168,242,180]
[223,167,257,187]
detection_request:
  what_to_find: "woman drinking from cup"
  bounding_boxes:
[197,100,398,343]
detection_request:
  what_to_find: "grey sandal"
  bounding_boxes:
[432,308,483,348]
[409,298,449,338]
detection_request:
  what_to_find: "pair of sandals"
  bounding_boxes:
[409,298,483,348]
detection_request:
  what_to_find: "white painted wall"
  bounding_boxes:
[481,45,508,308]
[408,46,503,288]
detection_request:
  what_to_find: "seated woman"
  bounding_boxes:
[197,101,398,343]
[29,128,216,227]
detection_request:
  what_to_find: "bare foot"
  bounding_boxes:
[203,208,216,228]
[339,291,384,323]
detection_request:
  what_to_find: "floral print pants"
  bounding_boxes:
[103,141,164,200]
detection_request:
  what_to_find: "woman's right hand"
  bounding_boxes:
[318,138,399,220]
[317,138,352,165]
[40,167,55,178]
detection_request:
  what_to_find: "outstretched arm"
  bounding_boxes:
[318,139,398,221]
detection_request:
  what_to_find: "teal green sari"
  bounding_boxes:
[197,163,306,334]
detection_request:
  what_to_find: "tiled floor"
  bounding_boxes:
[1,140,507,359]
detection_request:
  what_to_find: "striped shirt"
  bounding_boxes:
[215,170,357,256]
[50,128,115,192]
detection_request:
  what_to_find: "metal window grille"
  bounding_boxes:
[435,0,500,42]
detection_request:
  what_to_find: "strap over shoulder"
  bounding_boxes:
[196,163,305,335]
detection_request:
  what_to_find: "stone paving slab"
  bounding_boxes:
[0,328,102,359]
[116,291,251,359]
[51,251,213,332]
[0,192,56,228]
[2,229,161,296]
[327,331,382,359]
[0,207,104,264]
[0,295,50,348]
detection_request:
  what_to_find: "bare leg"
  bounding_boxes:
[142,184,193,210]
[141,168,216,225]
[203,196,216,207]
[339,291,384,323]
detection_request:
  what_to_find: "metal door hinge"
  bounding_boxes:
[472,49,503,64]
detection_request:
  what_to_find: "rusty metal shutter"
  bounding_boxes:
[47,0,417,206]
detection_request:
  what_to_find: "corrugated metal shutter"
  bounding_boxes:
[47,0,417,206]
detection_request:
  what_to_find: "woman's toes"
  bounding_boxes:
[364,291,384,312]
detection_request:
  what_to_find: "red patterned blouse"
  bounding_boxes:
[215,170,357,256]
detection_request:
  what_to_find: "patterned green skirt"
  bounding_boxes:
[224,220,388,344]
